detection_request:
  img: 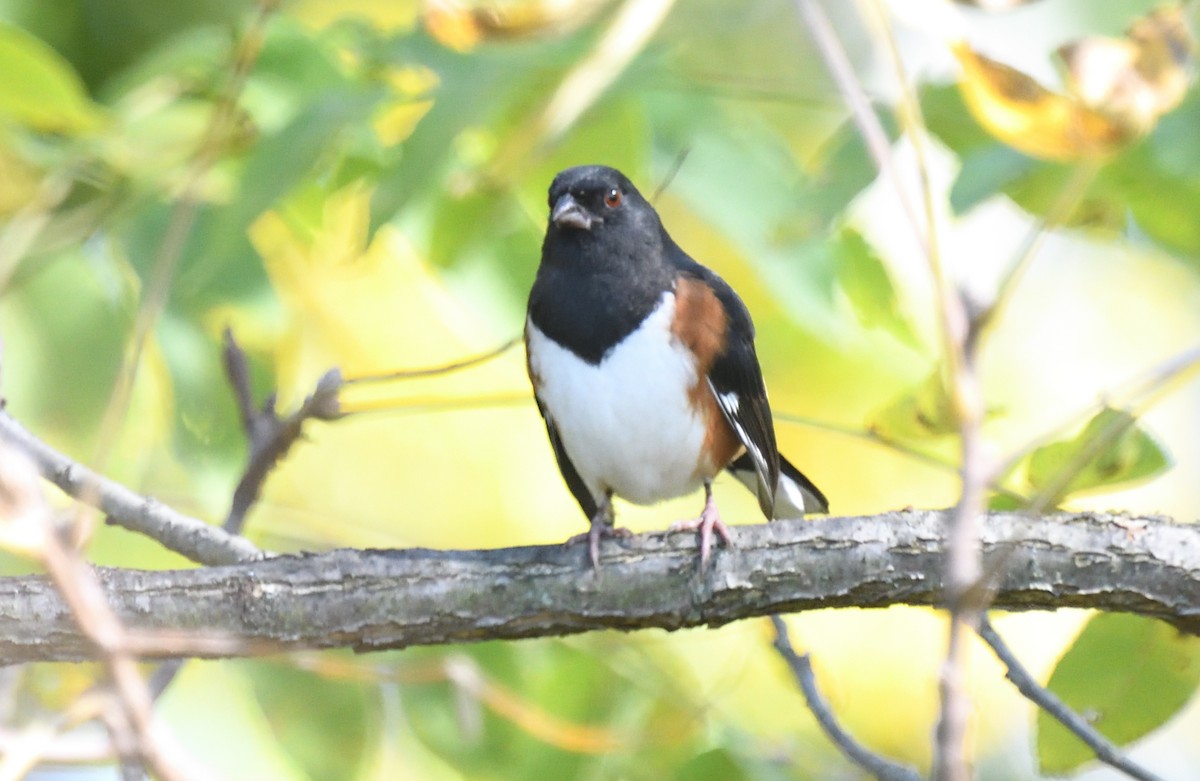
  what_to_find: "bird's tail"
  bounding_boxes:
[726,453,828,519]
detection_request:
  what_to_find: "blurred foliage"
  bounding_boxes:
[1037,614,1200,774]
[2,0,1200,779]
[1022,407,1172,505]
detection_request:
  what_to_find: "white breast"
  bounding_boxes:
[527,293,709,506]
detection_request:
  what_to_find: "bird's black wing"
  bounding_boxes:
[537,405,600,521]
[668,242,781,517]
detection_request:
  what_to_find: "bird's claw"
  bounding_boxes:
[564,523,632,570]
[669,503,734,567]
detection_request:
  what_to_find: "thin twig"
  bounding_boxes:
[0,410,260,565]
[864,0,940,273]
[793,0,928,260]
[933,369,986,781]
[337,391,529,418]
[795,6,981,775]
[770,615,923,781]
[340,337,520,386]
[40,532,171,781]
[651,147,691,203]
[149,331,333,700]
[773,411,1031,504]
[977,615,1166,781]
[25,487,216,780]
[803,0,963,395]
[222,328,259,438]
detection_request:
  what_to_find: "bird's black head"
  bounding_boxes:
[530,165,677,362]
[544,165,661,249]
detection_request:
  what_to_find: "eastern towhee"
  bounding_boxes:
[525,165,827,568]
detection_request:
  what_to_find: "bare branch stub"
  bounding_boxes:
[222,328,342,534]
[220,328,517,535]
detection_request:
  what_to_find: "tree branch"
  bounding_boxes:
[0,510,1194,665]
[0,410,260,566]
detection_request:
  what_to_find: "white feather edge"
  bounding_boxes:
[725,462,825,519]
[713,384,773,500]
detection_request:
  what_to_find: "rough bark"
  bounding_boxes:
[2,510,1196,665]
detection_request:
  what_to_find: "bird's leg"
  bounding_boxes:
[563,492,630,569]
[669,482,734,566]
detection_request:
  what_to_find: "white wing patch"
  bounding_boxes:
[527,293,710,505]
[712,384,767,480]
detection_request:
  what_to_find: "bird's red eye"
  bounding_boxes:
[604,188,622,208]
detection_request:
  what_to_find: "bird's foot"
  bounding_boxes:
[564,523,632,570]
[669,495,734,567]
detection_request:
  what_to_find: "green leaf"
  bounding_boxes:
[1037,614,1200,774]
[674,748,753,781]
[867,367,957,440]
[921,83,993,155]
[793,117,897,229]
[156,312,251,465]
[0,22,103,132]
[950,144,1037,215]
[404,642,618,779]
[926,81,1200,266]
[987,492,1025,511]
[369,27,589,228]
[159,86,382,311]
[246,657,377,781]
[1025,407,1171,504]
[832,227,921,349]
[3,249,129,445]
[1112,141,1200,260]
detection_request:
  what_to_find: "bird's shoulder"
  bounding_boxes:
[664,238,756,348]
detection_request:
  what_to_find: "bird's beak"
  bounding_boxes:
[550,192,593,231]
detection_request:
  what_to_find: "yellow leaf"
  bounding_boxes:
[372,66,439,146]
[953,42,1127,161]
[424,1,484,51]
[424,0,608,51]
[0,23,104,134]
[0,140,42,218]
[953,6,1194,161]
[291,0,421,31]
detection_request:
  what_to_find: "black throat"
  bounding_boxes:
[528,227,674,365]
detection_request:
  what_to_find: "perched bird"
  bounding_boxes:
[525,165,827,568]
